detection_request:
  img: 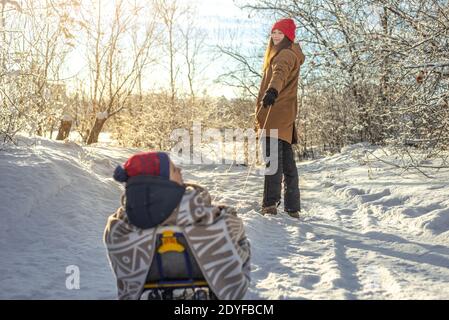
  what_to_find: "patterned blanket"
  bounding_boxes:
[103,184,251,300]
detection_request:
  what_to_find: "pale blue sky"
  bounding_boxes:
[61,0,274,98]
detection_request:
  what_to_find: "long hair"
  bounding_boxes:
[262,36,293,72]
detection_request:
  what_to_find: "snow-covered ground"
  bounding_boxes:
[1,136,448,299]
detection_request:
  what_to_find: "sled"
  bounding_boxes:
[140,226,217,300]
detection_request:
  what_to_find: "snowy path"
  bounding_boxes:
[1,138,448,299]
[182,149,449,299]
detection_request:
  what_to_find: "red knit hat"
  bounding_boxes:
[113,152,170,182]
[271,18,296,42]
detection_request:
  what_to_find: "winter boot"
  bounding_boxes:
[261,205,278,215]
[285,211,300,219]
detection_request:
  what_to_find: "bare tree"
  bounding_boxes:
[1,0,76,143]
[77,0,157,144]
[153,0,184,105]
[178,5,207,101]
[216,43,263,99]
[237,0,448,161]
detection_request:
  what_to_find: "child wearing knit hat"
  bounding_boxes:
[112,151,185,228]
[104,151,251,300]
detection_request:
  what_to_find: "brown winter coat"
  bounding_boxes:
[256,43,305,144]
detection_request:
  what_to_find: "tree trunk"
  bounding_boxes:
[49,120,56,139]
[86,116,107,144]
[56,118,73,140]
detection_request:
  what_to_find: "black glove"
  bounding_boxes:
[262,88,278,108]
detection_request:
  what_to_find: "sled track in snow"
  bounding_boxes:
[1,139,448,299]
[183,159,449,300]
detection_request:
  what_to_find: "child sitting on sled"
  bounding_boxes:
[103,151,251,300]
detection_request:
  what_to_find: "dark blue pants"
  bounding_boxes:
[262,137,300,212]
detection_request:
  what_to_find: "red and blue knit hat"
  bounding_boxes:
[113,152,170,182]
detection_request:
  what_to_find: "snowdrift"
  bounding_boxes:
[1,135,448,299]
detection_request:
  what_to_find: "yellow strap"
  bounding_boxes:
[158,230,185,253]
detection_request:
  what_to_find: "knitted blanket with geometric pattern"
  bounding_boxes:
[103,184,251,300]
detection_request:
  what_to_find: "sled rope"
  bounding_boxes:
[214,104,273,208]
[242,104,273,194]
[225,105,265,175]
[211,104,272,207]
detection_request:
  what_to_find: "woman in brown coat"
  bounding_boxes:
[255,18,305,218]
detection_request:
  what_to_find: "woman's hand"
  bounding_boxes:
[262,88,278,108]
